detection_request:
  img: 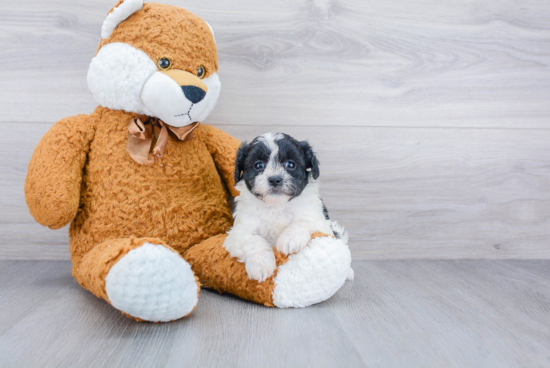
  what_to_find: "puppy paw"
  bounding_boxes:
[276,226,311,255]
[245,249,277,282]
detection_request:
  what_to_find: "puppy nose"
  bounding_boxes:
[268,176,282,187]
[181,85,206,104]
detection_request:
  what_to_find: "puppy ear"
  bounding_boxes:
[299,141,320,180]
[234,141,249,183]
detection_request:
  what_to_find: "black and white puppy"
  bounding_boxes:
[224,133,349,282]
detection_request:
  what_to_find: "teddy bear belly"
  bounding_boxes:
[69,175,233,262]
[69,133,233,263]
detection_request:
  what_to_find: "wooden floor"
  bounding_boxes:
[0,260,549,368]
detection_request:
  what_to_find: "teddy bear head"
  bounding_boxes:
[87,0,220,127]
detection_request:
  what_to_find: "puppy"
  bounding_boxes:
[224,133,351,282]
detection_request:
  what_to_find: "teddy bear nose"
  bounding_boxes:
[181,85,206,104]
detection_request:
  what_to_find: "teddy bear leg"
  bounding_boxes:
[73,237,200,322]
[183,233,351,308]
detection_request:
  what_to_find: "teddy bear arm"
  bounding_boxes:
[202,125,241,198]
[24,114,97,229]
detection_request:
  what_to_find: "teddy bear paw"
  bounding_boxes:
[273,235,351,308]
[105,242,199,322]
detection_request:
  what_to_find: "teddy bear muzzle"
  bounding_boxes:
[141,69,211,128]
[162,69,208,104]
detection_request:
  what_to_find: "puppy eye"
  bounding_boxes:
[285,161,296,170]
[254,161,265,171]
[158,57,172,71]
[197,65,206,79]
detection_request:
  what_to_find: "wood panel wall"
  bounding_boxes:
[1,0,549,260]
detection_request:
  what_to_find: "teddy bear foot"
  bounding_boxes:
[185,233,351,308]
[105,242,199,322]
[271,235,352,308]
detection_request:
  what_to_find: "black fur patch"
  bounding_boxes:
[234,141,249,183]
[243,139,270,193]
[321,199,341,239]
[275,134,309,199]
[298,140,320,180]
[321,199,330,220]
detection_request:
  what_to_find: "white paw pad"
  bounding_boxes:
[105,243,198,322]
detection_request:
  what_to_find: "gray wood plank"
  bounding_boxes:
[328,260,550,367]
[0,261,73,335]
[1,0,549,128]
[0,122,50,223]
[111,293,365,368]
[0,224,69,260]
[1,260,550,367]
[3,122,550,260]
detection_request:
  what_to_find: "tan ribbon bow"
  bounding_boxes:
[126,117,200,165]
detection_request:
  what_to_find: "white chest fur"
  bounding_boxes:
[231,180,332,245]
[253,204,294,245]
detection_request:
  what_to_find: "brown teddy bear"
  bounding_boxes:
[24,0,352,322]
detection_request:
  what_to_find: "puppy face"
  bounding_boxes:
[235,133,320,205]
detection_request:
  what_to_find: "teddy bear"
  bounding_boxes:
[24,0,352,322]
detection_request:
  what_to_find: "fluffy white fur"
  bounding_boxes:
[88,42,156,116]
[257,132,282,153]
[224,179,335,282]
[273,235,352,308]
[105,242,199,322]
[101,0,144,39]
[195,72,221,122]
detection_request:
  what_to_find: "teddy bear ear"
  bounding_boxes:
[204,21,215,42]
[101,0,144,39]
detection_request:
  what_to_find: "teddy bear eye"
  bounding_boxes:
[197,65,206,79]
[254,161,265,171]
[158,57,172,70]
